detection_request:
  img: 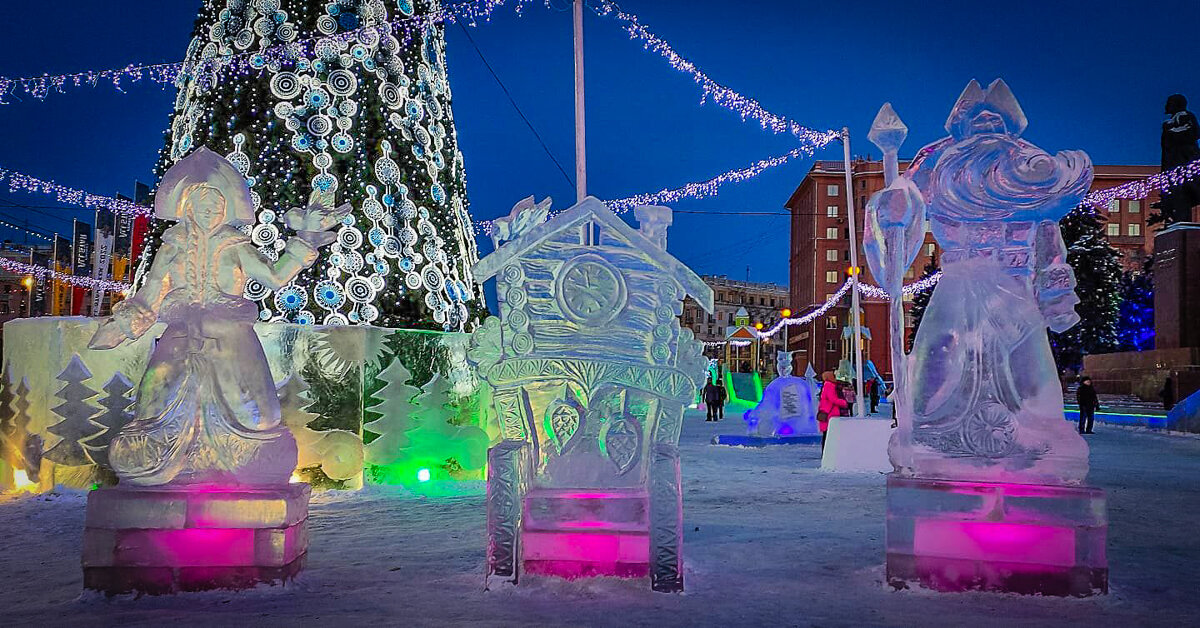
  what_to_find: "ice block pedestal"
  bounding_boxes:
[521,489,651,580]
[886,476,1107,597]
[82,484,311,595]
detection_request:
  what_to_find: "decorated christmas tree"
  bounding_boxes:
[1049,205,1124,372]
[1116,255,1155,352]
[44,356,102,466]
[81,372,136,469]
[139,0,484,330]
[363,357,422,466]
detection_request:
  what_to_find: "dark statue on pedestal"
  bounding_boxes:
[1155,94,1200,225]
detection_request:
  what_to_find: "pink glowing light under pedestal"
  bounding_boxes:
[914,520,1075,567]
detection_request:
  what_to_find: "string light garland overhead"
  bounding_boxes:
[591,0,841,149]
[0,168,151,218]
[1081,157,1200,210]
[0,255,130,293]
[0,0,537,103]
[701,272,945,349]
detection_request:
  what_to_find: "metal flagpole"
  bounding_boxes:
[573,0,587,203]
[841,128,866,415]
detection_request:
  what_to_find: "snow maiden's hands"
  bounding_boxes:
[283,201,352,249]
[89,300,156,350]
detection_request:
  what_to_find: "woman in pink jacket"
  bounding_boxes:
[817,371,848,451]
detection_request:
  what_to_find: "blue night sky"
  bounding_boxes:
[0,0,1196,289]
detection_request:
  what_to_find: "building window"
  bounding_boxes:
[708,314,715,323]
[1129,200,1141,214]
[717,291,724,302]
[825,339,837,352]
[759,297,765,305]
[826,227,839,239]
[770,297,776,307]
[826,249,839,262]
[903,293,914,302]
[826,271,839,283]
[826,316,838,329]
[728,312,734,324]
[1107,223,1120,237]
[926,243,935,256]
[827,205,839,218]
[1128,223,1141,237]
[827,184,839,196]
[859,196,867,210]
[905,268,914,279]
[825,293,835,302]
[1108,199,1120,213]
[860,180,867,190]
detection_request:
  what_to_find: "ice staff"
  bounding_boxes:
[864,104,924,446]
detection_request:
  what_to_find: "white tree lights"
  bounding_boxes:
[143,0,483,330]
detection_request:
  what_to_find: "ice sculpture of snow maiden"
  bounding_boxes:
[80,147,347,594]
[470,197,713,593]
[867,80,1107,596]
[739,351,819,439]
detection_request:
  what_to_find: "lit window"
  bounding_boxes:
[903,293,914,302]
[827,184,839,196]
[1128,223,1141,237]
[1108,199,1120,213]
[826,271,839,283]
[826,227,839,239]
[905,268,914,279]
[1107,223,1120,237]
[826,249,839,262]
[926,243,935,256]
[827,205,839,217]
[1129,201,1141,214]
[827,316,838,329]
[825,293,835,302]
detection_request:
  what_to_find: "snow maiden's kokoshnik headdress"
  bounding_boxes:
[154,147,255,225]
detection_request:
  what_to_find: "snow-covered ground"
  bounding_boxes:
[2,409,1198,627]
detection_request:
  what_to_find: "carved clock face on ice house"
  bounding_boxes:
[556,255,627,326]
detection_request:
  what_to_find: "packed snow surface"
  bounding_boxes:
[2,409,1198,627]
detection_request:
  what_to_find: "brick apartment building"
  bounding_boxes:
[786,159,1164,379]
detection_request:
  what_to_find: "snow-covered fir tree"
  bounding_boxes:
[905,252,938,353]
[1049,205,1124,372]
[138,0,484,331]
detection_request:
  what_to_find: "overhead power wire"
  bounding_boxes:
[456,21,577,192]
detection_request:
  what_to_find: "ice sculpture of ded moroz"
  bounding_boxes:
[865,79,1092,486]
[88,147,348,486]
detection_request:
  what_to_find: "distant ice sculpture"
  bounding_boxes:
[865,80,1091,486]
[742,351,819,437]
[470,196,713,592]
[88,147,348,486]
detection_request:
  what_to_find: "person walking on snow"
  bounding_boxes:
[716,381,728,421]
[703,380,721,422]
[1076,376,1098,434]
[817,371,848,451]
